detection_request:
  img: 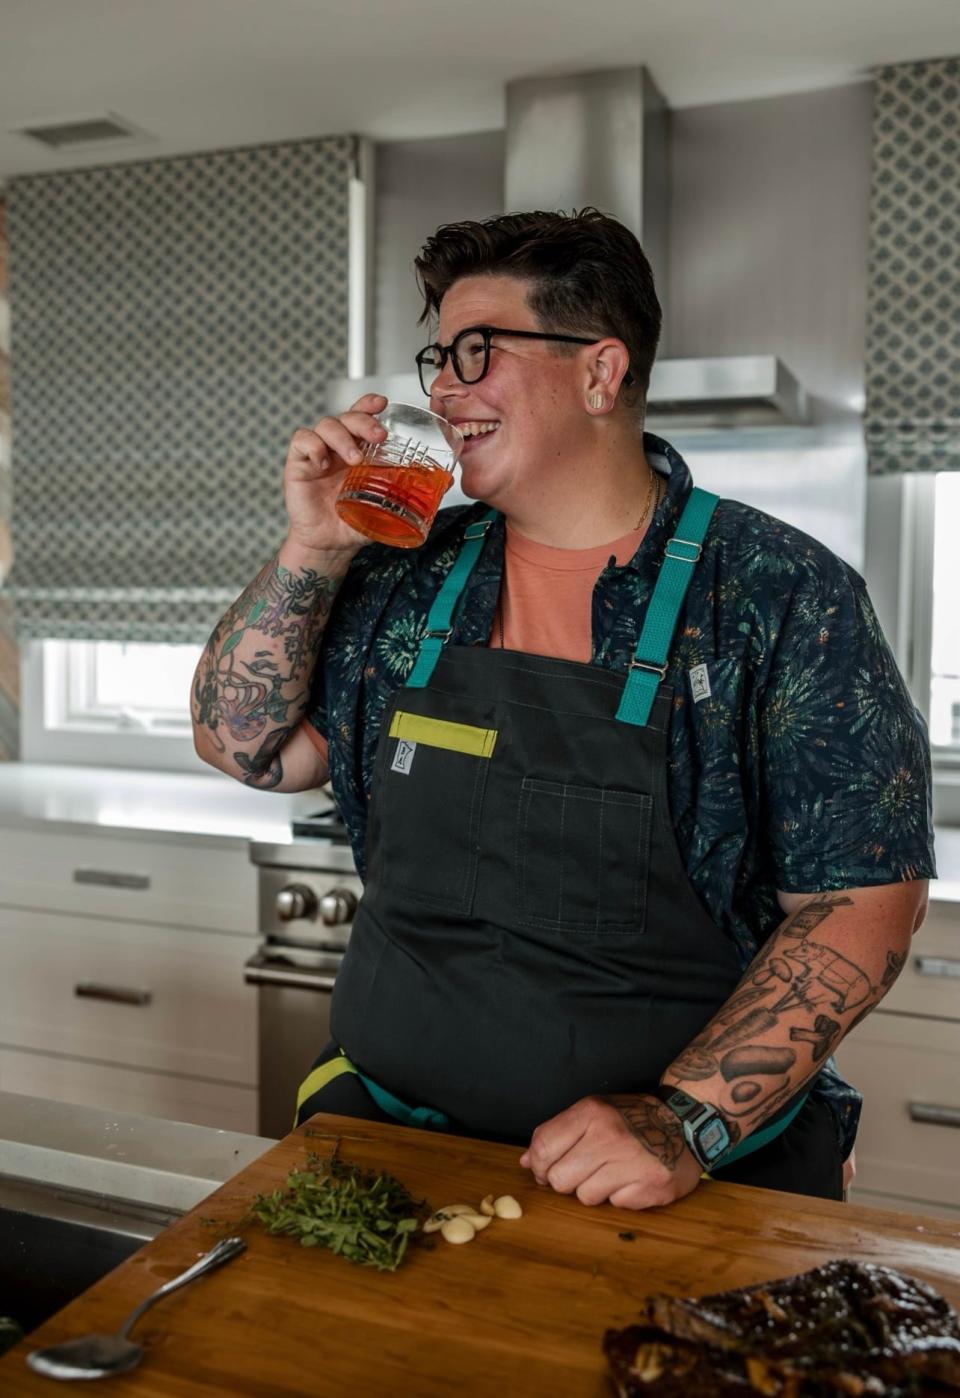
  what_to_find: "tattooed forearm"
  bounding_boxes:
[664,890,914,1141]
[192,550,347,786]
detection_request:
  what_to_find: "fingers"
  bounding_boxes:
[348,392,388,413]
[608,1181,660,1210]
[521,1096,690,1208]
[288,428,333,470]
[521,1103,592,1184]
[576,1164,640,1208]
[288,407,387,472]
[333,409,388,451]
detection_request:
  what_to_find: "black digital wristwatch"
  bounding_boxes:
[653,1085,733,1170]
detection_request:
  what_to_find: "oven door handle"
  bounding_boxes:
[243,953,340,993]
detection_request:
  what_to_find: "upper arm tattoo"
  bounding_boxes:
[193,556,342,786]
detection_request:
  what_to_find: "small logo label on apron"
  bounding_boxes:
[390,739,417,775]
[689,663,712,704]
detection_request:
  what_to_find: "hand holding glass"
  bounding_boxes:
[335,403,463,548]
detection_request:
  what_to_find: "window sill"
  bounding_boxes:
[933,768,960,827]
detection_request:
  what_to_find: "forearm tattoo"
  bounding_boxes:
[665,892,905,1136]
[192,555,341,787]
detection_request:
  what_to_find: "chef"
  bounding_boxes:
[193,209,935,1209]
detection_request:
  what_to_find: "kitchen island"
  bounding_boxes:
[4,1112,960,1395]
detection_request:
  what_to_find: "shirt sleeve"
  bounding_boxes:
[303,619,333,752]
[759,558,936,892]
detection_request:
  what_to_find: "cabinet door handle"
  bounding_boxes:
[75,982,153,1007]
[74,869,151,891]
[914,954,960,979]
[908,1102,960,1129]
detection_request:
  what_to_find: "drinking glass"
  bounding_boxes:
[335,402,463,548]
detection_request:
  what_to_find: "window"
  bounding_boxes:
[21,640,208,772]
[53,641,202,732]
[928,472,960,755]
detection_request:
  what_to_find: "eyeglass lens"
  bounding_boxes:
[418,328,490,394]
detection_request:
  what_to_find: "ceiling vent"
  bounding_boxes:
[15,114,146,150]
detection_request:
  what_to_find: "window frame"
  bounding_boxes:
[868,471,960,826]
[903,473,960,771]
[20,640,209,773]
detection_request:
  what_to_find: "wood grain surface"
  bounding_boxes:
[4,1113,960,1395]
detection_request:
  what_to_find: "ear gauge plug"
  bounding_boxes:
[588,392,605,410]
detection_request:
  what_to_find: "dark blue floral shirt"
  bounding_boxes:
[307,434,936,1155]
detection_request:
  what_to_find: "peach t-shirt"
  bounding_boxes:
[302,521,646,762]
[491,523,645,662]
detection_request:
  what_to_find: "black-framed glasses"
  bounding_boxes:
[415,324,628,396]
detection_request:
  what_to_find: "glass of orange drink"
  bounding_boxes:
[335,402,464,548]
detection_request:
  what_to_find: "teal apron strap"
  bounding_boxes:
[709,1091,809,1172]
[406,510,498,688]
[616,488,719,727]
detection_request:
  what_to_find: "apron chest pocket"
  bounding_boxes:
[375,709,496,914]
[516,779,652,934]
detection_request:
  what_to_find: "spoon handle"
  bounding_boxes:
[118,1237,246,1340]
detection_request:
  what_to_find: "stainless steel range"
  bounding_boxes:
[247,814,362,1139]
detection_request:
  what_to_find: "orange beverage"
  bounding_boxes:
[335,457,454,548]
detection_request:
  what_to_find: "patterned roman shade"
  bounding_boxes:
[865,57,960,473]
[4,137,352,641]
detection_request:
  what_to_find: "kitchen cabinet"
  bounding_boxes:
[840,892,960,1219]
[0,825,259,1133]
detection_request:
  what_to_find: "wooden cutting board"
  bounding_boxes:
[4,1113,960,1395]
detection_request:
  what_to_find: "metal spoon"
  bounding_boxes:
[26,1236,246,1381]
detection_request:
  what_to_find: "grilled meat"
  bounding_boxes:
[603,1260,960,1395]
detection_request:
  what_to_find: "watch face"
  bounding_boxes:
[696,1116,731,1162]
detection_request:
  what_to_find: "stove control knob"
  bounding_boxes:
[276,883,317,921]
[319,888,359,926]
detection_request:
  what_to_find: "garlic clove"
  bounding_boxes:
[493,1195,523,1219]
[440,1217,476,1244]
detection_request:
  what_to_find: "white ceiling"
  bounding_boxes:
[1,0,958,180]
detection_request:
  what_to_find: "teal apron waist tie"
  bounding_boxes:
[358,1065,451,1131]
[296,1051,451,1131]
[359,490,808,1162]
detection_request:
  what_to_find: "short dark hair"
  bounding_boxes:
[414,208,662,408]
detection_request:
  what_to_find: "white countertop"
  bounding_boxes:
[0,1090,273,1213]
[0,761,957,894]
[0,762,323,849]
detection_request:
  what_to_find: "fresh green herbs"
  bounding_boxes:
[248,1147,429,1272]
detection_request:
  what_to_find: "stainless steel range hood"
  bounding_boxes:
[504,67,807,429]
[335,66,808,430]
[646,355,807,429]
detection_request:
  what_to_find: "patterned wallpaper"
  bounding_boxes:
[0,196,18,761]
[865,56,960,473]
[5,137,352,641]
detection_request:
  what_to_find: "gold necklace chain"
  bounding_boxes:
[496,472,663,650]
[635,468,659,530]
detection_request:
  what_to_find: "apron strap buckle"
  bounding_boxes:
[664,535,703,564]
[425,626,453,641]
[464,519,493,541]
[629,658,668,680]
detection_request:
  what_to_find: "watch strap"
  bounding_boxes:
[653,1085,730,1169]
